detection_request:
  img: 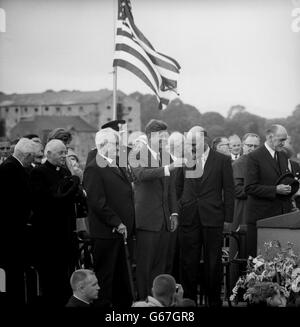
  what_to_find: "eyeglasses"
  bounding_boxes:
[244,144,259,148]
[219,143,229,147]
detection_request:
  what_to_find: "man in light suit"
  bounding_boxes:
[245,124,294,257]
[131,119,181,300]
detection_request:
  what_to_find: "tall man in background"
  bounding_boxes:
[245,125,295,257]
[176,126,234,307]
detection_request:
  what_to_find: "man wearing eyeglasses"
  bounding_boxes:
[229,133,260,290]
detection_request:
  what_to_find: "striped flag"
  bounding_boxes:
[113,0,181,109]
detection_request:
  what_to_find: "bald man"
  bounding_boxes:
[245,125,294,257]
[0,138,40,304]
[229,134,242,161]
[30,139,83,306]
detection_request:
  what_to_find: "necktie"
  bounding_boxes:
[274,151,282,174]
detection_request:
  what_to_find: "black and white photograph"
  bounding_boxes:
[1,0,300,315]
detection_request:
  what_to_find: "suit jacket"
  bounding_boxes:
[65,295,91,307]
[30,161,81,252]
[83,155,135,239]
[0,156,32,261]
[132,145,178,232]
[231,154,248,230]
[245,145,293,224]
[177,149,234,227]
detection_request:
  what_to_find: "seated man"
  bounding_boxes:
[66,269,100,307]
[132,274,195,307]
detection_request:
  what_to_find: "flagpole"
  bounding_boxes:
[112,0,118,120]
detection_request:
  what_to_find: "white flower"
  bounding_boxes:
[291,268,300,279]
[253,257,265,270]
[291,276,300,293]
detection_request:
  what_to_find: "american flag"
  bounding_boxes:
[113,0,181,109]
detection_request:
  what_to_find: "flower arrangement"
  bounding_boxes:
[230,241,300,307]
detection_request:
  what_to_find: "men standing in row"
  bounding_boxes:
[0,138,40,305]
[177,127,234,307]
[30,139,83,306]
[83,128,135,308]
[245,125,295,257]
[229,133,260,290]
[132,119,179,300]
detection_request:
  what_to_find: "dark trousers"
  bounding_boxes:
[35,244,73,307]
[93,237,133,308]
[178,224,223,307]
[165,229,180,281]
[246,223,257,258]
[136,228,170,300]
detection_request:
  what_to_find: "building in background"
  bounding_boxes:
[0,89,141,138]
[10,115,97,165]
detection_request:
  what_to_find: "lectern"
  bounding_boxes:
[257,211,300,253]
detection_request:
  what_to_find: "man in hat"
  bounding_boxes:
[245,125,298,257]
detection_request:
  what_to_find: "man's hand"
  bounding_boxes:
[170,214,178,232]
[223,222,232,233]
[116,223,127,239]
[276,184,291,195]
[173,283,184,306]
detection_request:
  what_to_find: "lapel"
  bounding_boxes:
[261,145,281,176]
[199,148,215,186]
[96,153,128,182]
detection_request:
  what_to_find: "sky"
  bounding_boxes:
[0,0,300,118]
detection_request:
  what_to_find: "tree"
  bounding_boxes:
[227,105,246,119]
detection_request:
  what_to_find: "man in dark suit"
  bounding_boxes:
[30,139,82,306]
[131,119,180,301]
[245,124,294,257]
[83,128,135,308]
[0,138,40,305]
[229,133,260,290]
[66,269,100,307]
[176,126,234,307]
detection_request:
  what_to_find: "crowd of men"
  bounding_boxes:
[0,119,299,308]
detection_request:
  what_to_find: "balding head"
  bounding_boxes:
[228,134,241,156]
[70,269,100,304]
[152,274,177,307]
[45,139,67,167]
[265,124,288,151]
[13,138,41,167]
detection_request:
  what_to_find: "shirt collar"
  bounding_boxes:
[98,152,114,164]
[147,146,159,161]
[146,296,164,307]
[264,142,275,158]
[73,294,90,305]
[202,146,210,159]
[12,155,23,167]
